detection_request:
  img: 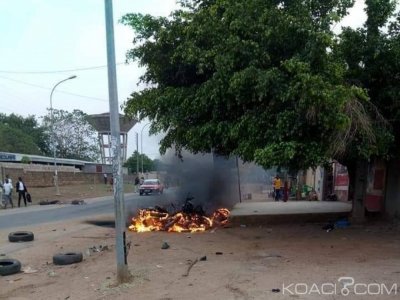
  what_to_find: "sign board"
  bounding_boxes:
[0,153,16,161]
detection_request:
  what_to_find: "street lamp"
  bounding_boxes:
[50,75,77,195]
[140,122,151,175]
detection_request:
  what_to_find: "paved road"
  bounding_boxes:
[0,189,179,230]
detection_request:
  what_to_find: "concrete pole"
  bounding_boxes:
[140,123,150,174]
[136,132,139,175]
[236,156,242,203]
[104,0,130,283]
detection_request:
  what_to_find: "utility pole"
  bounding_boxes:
[136,132,139,175]
[140,122,150,174]
[50,75,77,196]
[104,0,130,283]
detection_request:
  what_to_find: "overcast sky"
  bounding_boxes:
[0,0,367,159]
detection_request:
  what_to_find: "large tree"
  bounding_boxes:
[0,113,50,155]
[121,0,391,173]
[336,0,399,161]
[42,109,100,161]
[124,151,155,174]
[332,0,399,207]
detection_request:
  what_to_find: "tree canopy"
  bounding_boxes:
[336,0,399,164]
[42,109,100,161]
[122,0,397,171]
[0,113,49,155]
[124,150,155,173]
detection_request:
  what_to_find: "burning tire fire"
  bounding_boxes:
[128,208,230,233]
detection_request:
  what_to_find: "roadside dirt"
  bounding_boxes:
[1,217,400,300]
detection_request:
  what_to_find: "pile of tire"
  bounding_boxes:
[1,231,35,276]
[2,230,84,277]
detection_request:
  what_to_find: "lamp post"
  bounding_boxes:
[140,122,151,175]
[50,75,77,195]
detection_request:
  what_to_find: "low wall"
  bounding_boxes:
[1,167,135,188]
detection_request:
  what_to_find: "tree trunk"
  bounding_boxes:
[347,160,368,223]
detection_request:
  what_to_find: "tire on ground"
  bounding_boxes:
[8,231,34,242]
[39,200,59,205]
[53,252,83,265]
[0,259,21,276]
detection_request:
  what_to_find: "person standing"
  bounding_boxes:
[3,179,14,209]
[273,175,282,201]
[103,173,108,185]
[16,177,27,207]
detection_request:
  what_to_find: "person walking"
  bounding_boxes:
[16,177,28,207]
[134,176,140,193]
[5,174,13,202]
[2,178,13,209]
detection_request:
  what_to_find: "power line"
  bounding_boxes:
[0,62,126,74]
[0,75,108,102]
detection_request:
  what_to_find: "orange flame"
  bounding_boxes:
[128,208,230,233]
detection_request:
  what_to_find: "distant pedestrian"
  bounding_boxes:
[109,175,114,191]
[2,179,14,209]
[273,175,282,201]
[16,177,28,207]
[103,173,108,185]
[5,174,13,202]
[134,176,140,193]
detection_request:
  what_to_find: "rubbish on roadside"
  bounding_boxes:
[7,278,22,283]
[161,242,170,250]
[0,254,5,256]
[71,200,86,205]
[335,219,350,229]
[322,223,335,232]
[215,252,223,255]
[39,200,60,205]
[240,224,247,228]
[8,231,34,243]
[182,258,199,277]
[200,256,207,261]
[264,254,282,258]
[134,244,140,247]
[22,266,38,274]
[53,252,83,266]
[0,259,21,276]
[272,288,281,293]
[48,271,56,277]
[156,265,163,268]
[88,245,109,253]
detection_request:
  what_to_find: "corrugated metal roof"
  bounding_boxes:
[0,151,91,166]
